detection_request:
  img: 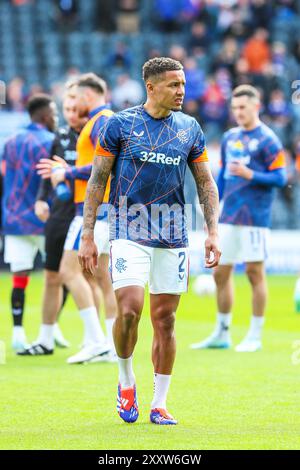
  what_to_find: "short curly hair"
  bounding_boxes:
[142,57,183,82]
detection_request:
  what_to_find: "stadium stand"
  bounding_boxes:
[1,0,300,227]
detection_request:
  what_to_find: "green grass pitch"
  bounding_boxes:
[0,272,300,450]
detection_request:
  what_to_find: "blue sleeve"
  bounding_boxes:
[96,115,120,157]
[90,115,109,148]
[188,119,207,163]
[217,167,225,200]
[216,136,227,201]
[65,165,92,181]
[252,168,287,188]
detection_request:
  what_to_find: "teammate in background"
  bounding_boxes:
[18,94,87,355]
[191,85,287,353]
[2,94,57,350]
[79,58,221,425]
[37,74,117,363]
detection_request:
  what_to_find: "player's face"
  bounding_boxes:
[74,87,90,118]
[45,102,59,132]
[151,70,186,112]
[231,95,260,128]
[63,96,84,130]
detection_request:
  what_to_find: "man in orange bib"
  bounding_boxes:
[50,74,118,364]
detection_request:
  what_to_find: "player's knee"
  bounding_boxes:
[119,307,141,329]
[246,267,263,286]
[59,264,73,284]
[45,270,61,287]
[153,308,176,335]
[214,269,228,286]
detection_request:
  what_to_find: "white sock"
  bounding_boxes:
[151,373,171,410]
[248,315,264,340]
[216,312,232,335]
[105,318,116,354]
[13,326,26,339]
[118,355,135,388]
[37,324,55,349]
[80,307,107,345]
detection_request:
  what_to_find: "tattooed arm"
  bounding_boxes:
[78,155,115,273]
[189,161,221,268]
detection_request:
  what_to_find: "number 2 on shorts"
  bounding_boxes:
[178,251,186,280]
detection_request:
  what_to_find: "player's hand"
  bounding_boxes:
[228,162,253,180]
[52,155,68,167]
[36,156,69,179]
[34,200,50,222]
[204,234,221,268]
[36,158,54,179]
[78,236,99,275]
[51,168,66,188]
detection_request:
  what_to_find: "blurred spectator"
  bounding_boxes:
[275,0,299,18]
[183,99,201,123]
[147,48,164,60]
[195,0,218,35]
[28,84,45,95]
[183,58,205,101]
[215,68,232,100]
[224,10,250,42]
[6,78,26,111]
[266,89,291,120]
[200,78,228,141]
[169,45,187,64]
[211,36,240,76]
[217,4,235,34]
[242,28,271,74]
[232,57,253,87]
[264,88,291,146]
[154,0,182,32]
[106,42,132,70]
[55,0,78,29]
[270,41,299,86]
[96,0,116,32]
[250,0,272,29]
[111,73,144,110]
[292,38,300,65]
[116,0,140,33]
[179,0,201,23]
[188,21,209,57]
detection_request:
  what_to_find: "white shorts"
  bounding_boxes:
[4,235,45,272]
[110,239,189,294]
[219,223,269,265]
[64,216,110,255]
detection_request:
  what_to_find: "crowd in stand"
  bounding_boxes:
[2,0,300,227]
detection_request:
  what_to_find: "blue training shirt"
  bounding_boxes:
[96,105,208,248]
[218,123,287,228]
[2,122,54,235]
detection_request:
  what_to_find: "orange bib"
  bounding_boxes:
[74,108,114,204]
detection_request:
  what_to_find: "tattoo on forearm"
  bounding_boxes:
[189,161,219,234]
[82,156,114,236]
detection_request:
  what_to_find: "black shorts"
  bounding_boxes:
[44,217,72,272]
